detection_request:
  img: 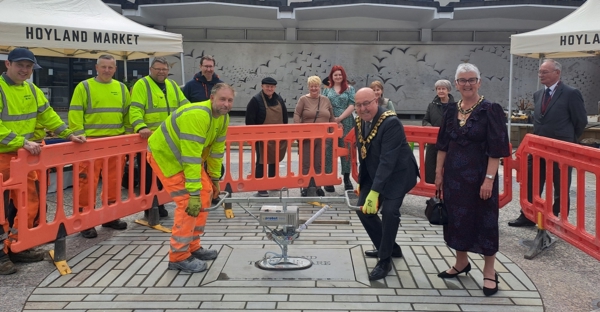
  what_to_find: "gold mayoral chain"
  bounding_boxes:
[356,110,396,159]
[457,96,484,127]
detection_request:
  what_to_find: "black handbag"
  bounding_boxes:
[425,191,448,225]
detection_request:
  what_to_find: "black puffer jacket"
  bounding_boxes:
[422,94,455,127]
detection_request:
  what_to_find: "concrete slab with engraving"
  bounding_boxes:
[217,245,358,281]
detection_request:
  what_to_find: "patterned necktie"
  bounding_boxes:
[541,88,552,114]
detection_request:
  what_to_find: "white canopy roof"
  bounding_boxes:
[511,0,600,58]
[0,0,182,60]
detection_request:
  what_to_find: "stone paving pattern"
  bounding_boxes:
[22,202,544,312]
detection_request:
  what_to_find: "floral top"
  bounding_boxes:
[322,85,355,133]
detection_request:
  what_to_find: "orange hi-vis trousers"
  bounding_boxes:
[78,155,126,210]
[147,152,213,262]
[0,153,39,254]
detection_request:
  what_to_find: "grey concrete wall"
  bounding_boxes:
[165,42,600,115]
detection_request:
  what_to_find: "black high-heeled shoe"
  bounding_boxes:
[437,263,471,278]
[483,272,500,296]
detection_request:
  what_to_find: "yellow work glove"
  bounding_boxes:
[354,184,360,196]
[211,178,220,199]
[362,190,379,214]
[185,195,202,217]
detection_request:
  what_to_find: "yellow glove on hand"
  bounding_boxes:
[362,190,379,214]
[354,184,360,196]
[185,195,202,217]
[211,178,220,199]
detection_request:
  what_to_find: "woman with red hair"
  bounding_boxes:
[321,65,355,192]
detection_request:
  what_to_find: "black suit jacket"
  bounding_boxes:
[533,82,587,143]
[356,106,419,201]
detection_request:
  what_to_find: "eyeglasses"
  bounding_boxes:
[151,67,169,72]
[354,98,377,108]
[456,78,478,85]
[202,65,214,69]
[538,69,557,75]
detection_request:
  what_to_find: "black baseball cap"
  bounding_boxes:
[7,48,42,69]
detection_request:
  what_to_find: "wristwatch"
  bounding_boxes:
[485,174,494,180]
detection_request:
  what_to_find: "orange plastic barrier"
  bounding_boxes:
[220,123,346,192]
[346,125,513,207]
[516,134,600,261]
[1,122,519,262]
[6,135,171,253]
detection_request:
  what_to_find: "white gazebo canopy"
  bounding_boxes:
[508,0,597,138]
[0,0,183,61]
[511,0,600,58]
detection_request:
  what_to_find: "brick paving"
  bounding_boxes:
[24,199,543,312]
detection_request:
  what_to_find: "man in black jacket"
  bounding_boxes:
[183,55,224,103]
[245,77,288,197]
[354,87,418,281]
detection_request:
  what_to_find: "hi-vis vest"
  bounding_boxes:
[148,101,229,194]
[129,76,189,132]
[0,75,71,153]
[68,78,131,137]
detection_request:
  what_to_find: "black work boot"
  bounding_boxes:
[0,254,16,275]
[9,249,45,263]
[102,219,127,230]
[343,173,353,191]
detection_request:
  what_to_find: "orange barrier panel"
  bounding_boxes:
[0,174,7,236]
[516,134,600,261]
[7,135,171,253]
[220,123,346,193]
[346,124,513,207]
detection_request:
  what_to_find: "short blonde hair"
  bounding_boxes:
[307,75,321,86]
[370,80,384,92]
[434,79,452,91]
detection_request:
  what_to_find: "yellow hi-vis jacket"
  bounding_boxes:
[129,76,189,132]
[148,100,229,194]
[0,74,72,153]
[68,78,132,137]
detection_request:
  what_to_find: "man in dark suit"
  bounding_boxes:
[354,88,419,280]
[509,59,587,227]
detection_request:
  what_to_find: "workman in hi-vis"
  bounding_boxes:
[68,54,132,239]
[130,57,189,218]
[147,83,233,273]
[0,48,86,275]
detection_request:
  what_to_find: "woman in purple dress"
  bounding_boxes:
[434,63,510,297]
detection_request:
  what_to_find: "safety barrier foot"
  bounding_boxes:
[49,250,71,275]
[134,219,172,233]
[50,225,71,275]
[134,197,172,233]
[223,183,234,218]
[523,229,556,260]
[306,177,318,197]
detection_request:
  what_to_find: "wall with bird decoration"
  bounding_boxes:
[164,43,600,115]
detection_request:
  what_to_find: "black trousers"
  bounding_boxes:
[527,155,572,217]
[356,195,404,260]
[255,149,276,179]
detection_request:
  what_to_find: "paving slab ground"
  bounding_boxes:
[19,195,545,312]
[2,185,599,312]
